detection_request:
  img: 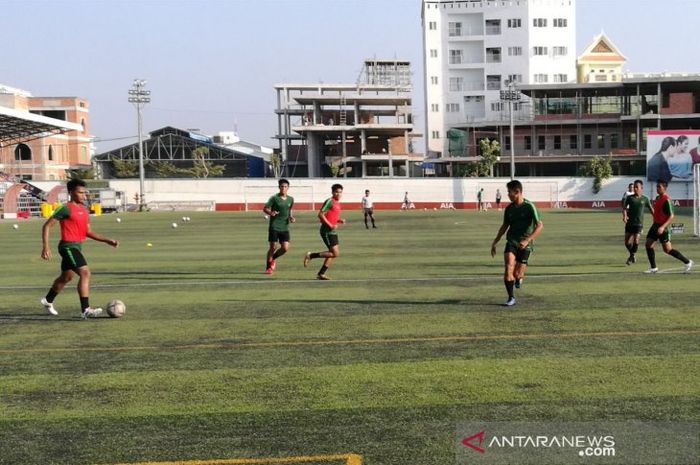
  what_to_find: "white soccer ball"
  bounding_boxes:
[116,218,122,223]
[12,224,18,229]
[263,214,269,220]
[171,222,178,228]
[106,299,126,318]
[185,217,191,222]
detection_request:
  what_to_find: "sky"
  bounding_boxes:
[3,0,700,153]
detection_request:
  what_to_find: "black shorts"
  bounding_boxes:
[59,247,88,271]
[268,229,291,243]
[625,223,643,235]
[646,223,670,243]
[363,208,374,215]
[504,243,532,265]
[320,227,339,249]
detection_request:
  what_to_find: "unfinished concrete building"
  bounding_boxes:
[274,60,423,178]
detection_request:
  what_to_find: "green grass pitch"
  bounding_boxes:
[0,207,698,465]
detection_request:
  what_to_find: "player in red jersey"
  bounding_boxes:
[644,180,693,273]
[303,183,345,280]
[40,179,119,318]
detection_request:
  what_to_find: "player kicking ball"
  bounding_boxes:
[490,180,544,306]
[40,179,119,318]
[303,183,345,280]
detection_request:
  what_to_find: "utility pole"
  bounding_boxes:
[500,80,520,180]
[128,79,150,211]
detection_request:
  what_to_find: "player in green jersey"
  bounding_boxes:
[491,180,544,306]
[262,179,295,274]
[622,179,653,265]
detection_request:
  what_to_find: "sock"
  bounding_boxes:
[272,249,284,260]
[646,248,656,268]
[310,252,322,259]
[631,243,639,254]
[45,288,58,303]
[504,280,515,299]
[318,265,329,276]
[625,243,632,253]
[80,296,90,311]
[668,249,690,264]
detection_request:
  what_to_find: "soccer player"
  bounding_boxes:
[622,179,652,265]
[477,188,484,211]
[361,189,377,229]
[303,183,345,280]
[490,180,544,306]
[644,180,694,273]
[40,179,119,318]
[263,178,295,274]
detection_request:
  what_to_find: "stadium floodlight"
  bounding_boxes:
[128,79,150,211]
[500,81,521,180]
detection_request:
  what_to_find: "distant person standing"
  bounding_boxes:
[401,191,414,210]
[621,183,634,207]
[622,179,652,266]
[477,188,484,211]
[262,178,295,274]
[304,183,345,280]
[495,189,502,211]
[40,178,119,318]
[644,180,693,274]
[361,189,377,229]
[491,180,544,306]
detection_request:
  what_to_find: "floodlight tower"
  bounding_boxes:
[500,80,520,180]
[128,79,150,211]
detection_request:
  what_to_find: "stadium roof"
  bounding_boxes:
[0,105,83,145]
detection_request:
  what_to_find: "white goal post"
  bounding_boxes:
[243,185,315,212]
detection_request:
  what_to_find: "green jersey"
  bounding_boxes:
[265,194,294,232]
[623,194,652,227]
[504,199,540,248]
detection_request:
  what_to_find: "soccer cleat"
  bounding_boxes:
[265,267,273,275]
[303,252,311,267]
[644,267,659,274]
[684,260,694,273]
[41,298,58,316]
[631,255,636,264]
[503,297,516,307]
[514,278,523,289]
[270,260,276,271]
[81,307,102,319]
[316,274,330,280]
[626,256,633,266]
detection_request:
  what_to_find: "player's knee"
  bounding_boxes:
[77,268,91,279]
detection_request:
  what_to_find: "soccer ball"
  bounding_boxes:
[12,224,18,229]
[106,299,126,318]
[182,216,187,221]
[171,222,178,228]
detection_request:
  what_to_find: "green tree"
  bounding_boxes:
[111,159,138,178]
[150,161,181,178]
[477,139,500,177]
[581,155,613,194]
[270,153,282,178]
[185,147,225,178]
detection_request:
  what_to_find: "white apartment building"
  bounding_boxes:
[422,0,576,157]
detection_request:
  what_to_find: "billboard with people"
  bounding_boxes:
[647,129,700,182]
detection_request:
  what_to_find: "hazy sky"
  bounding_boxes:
[3,0,699,153]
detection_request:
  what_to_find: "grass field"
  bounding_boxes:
[0,207,698,465]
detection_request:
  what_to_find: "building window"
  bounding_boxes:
[538,135,546,150]
[597,134,605,149]
[507,74,522,84]
[533,18,547,27]
[485,19,501,35]
[554,135,561,150]
[428,21,437,30]
[431,103,439,112]
[533,46,548,56]
[449,77,463,91]
[449,49,463,65]
[553,74,568,83]
[491,102,504,111]
[14,143,31,161]
[610,133,619,149]
[446,103,460,112]
[553,46,568,57]
[533,74,548,83]
[584,134,592,149]
[486,75,502,90]
[507,18,521,28]
[430,49,438,58]
[48,145,54,161]
[553,18,568,27]
[448,22,462,36]
[569,135,577,149]
[485,47,501,63]
[431,130,440,139]
[431,76,439,85]
[524,136,532,150]
[508,46,522,56]
[505,136,511,150]
[629,132,637,147]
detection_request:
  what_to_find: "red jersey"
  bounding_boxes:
[52,202,89,244]
[652,193,673,225]
[320,197,341,227]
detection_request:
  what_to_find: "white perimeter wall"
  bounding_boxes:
[25,177,692,209]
